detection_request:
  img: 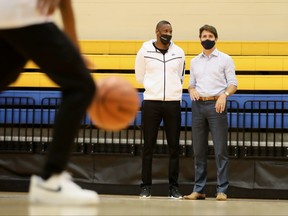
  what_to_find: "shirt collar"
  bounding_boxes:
[201,48,219,58]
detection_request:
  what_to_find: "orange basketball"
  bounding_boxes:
[88,76,140,131]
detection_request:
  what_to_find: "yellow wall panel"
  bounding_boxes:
[268,42,288,55]
[241,42,269,55]
[283,76,288,90]
[80,40,109,54]
[174,41,189,54]
[24,54,288,72]
[109,41,137,54]
[255,57,283,71]
[119,56,136,69]
[91,73,141,88]
[8,73,287,91]
[233,57,256,71]
[236,75,255,90]
[182,42,202,55]
[217,42,242,55]
[78,41,288,56]
[254,76,283,90]
[183,75,190,89]
[81,40,143,55]
[10,73,57,88]
[91,55,118,69]
[282,58,288,71]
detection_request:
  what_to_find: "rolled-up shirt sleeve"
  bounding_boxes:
[225,56,238,87]
[188,58,196,89]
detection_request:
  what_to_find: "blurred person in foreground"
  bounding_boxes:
[0,0,98,205]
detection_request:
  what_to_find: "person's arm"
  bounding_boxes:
[223,85,237,97]
[58,0,78,49]
[224,55,238,95]
[216,56,238,113]
[36,0,94,68]
[188,59,200,101]
[36,0,78,49]
[37,0,60,16]
[59,0,95,68]
[135,49,146,84]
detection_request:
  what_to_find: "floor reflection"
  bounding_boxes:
[29,204,99,216]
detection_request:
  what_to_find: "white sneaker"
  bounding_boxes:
[29,171,99,205]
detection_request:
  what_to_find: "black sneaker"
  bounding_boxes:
[140,186,151,198]
[168,186,183,199]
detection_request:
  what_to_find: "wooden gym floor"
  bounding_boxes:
[1,192,288,216]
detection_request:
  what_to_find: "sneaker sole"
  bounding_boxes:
[29,188,100,205]
[168,196,183,200]
[139,196,151,199]
[29,197,99,205]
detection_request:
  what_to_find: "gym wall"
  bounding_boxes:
[70,0,288,41]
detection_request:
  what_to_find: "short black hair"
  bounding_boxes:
[199,24,218,39]
[156,20,171,30]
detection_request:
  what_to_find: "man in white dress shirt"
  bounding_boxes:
[184,24,238,201]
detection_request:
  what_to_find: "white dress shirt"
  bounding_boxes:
[189,48,238,97]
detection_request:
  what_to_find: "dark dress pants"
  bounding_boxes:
[192,100,229,194]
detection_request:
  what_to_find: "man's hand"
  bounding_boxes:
[189,88,200,101]
[37,0,61,16]
[215,94,227,113]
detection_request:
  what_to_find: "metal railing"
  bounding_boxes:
[0,96,287,159]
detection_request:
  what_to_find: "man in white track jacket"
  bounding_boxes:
[135,20,185,199]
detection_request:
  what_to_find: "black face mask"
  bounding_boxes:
[160,34,172,45]
[201,39,215,50]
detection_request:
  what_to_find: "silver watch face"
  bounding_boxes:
[225,92,229,96]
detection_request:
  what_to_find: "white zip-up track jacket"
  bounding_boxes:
[135,40,185,101]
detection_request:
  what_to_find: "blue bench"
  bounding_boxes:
[0,90,287,129]
[0,90,61,105]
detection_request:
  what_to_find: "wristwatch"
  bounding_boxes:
[224,91,229,97]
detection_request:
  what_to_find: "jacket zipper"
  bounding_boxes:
[163,53,166,101]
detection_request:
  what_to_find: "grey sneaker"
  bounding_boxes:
[168,186,183,199]
[139,186,151,198]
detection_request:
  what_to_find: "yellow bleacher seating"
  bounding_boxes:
[17,40,288,90]
[10,73,288,91]
[78,40,288,56]
[25,55,288,71]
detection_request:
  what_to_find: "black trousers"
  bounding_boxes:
[141,100,181,187]
[0,23,96,179]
